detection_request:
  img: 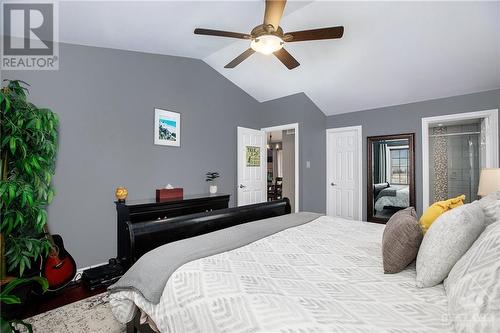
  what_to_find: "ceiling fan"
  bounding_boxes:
[194,0,344,70]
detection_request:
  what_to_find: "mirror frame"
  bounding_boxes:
[367,133,416,224]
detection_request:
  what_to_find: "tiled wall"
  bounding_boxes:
[429,124,480,203]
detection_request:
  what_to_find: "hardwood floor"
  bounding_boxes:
[22,280,107,319]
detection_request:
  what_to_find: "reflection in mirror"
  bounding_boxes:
[367,134,415,223]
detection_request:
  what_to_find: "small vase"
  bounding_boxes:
[209,185,218,194]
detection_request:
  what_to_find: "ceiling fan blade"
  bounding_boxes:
[263,0,287,31]
[194,28,251,40]
[273,48,300,70]
[284,26,344,42]
[224,49,256,68]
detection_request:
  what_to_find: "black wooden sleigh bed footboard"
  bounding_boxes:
[124,198,291,266]
[122,198,291,333]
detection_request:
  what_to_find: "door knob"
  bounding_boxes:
[239,184,246,188]
[331,182,336,186]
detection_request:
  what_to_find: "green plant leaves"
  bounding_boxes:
[36,209,47,231]
[0,294,20,304]
[47,188,55,204]
[8,183,16,202]
[1,80,59,277]
[0,317,13,333]
[205,171,220,182]
[0,90,11,114]
[0,276,47,297]
[5,235,50,276]
[0,276,47,332]
[9,138,16,155]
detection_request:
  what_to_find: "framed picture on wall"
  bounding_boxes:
[154,108,181,147]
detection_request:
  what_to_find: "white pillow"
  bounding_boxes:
[416,203,485,288]
[444,221,500,332]
[478,190,500,226]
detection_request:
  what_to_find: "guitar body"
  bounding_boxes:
[43,234,76,291]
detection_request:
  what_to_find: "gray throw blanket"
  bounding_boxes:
[108,212,321,304]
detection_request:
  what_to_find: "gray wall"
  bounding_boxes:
[326,89,500,219]
[260,93,327,213]
[3,43,263,268]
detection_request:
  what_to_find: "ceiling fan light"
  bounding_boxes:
[250,35,284,55]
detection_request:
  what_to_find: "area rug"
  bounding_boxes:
[23,293,125,333]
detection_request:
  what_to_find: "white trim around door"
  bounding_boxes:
[422,109,499,209]
[326,126,363,220]
[261,123,300,213]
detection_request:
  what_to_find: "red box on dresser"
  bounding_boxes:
[155,188,183,201]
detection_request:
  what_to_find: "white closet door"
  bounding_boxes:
[327,127,362,220]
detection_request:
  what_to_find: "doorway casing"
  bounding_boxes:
[422,109,499,209]
[261,123,299,213]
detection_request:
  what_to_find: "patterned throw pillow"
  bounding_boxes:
[478,191,500,226]
[444,221,500,332]
[382,207,422,274]
[416,203,484,288]
[419,194,466,233]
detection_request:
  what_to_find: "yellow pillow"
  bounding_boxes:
[419,195,466,233]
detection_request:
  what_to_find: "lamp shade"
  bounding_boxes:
[477,168,500,197]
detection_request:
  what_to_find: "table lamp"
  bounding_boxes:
[477,168,500,198]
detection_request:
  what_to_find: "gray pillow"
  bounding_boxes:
[416,203,485,288]
[444,221,500,332]
[382,207,422,274]
[478,190,500,226]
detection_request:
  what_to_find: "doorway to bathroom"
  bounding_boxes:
[422,109,498,209]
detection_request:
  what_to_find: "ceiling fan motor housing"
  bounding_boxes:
[251,24,283,38]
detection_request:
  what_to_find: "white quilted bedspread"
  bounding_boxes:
[110,216,452,333]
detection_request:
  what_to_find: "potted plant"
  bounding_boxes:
[0,80,58,317]
[205,172,220,194]
[1,277,48,332]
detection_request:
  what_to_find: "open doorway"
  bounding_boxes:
[262,123,299,213]
[422,109,499,209]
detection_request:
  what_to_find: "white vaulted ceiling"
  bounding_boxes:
[57,1,500,115]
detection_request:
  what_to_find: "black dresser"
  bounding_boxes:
[116,193,230,264]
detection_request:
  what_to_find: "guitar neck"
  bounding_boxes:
[43,223,57,249]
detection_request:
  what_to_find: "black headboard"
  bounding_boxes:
[124,199,291,266]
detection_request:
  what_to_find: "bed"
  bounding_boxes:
[109,207,452,333]
[374,185,409,213]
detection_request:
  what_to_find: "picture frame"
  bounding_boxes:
[154,108,181,147]
[246,146,261,167]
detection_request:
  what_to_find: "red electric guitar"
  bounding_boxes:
[42,225,76,291]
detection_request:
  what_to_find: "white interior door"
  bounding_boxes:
[237,127,267,206]
[327,127,362,220]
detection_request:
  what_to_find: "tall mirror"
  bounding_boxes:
[367,133,415,223]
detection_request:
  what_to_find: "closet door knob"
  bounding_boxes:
[331,183,336,186]
[239,184,246,188]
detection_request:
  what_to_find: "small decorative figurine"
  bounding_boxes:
[115,187,128,203]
